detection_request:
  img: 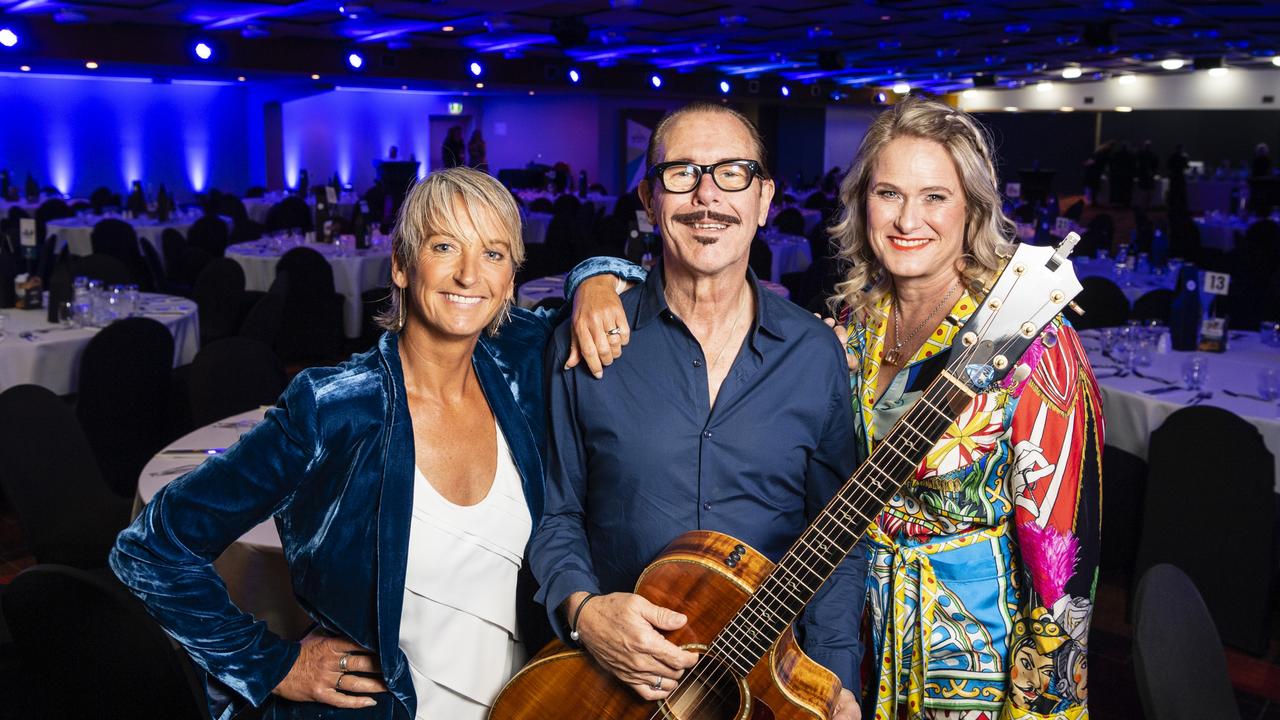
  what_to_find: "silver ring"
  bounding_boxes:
[339,653,350,672]
[606,327,623,336]
[651,676,663,691]
[335,672,347,691]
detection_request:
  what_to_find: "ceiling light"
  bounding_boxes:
[568,68,580,83]
[468,61,483,77]
[310,73,320,80]
[193,41,213,61]
[475,82,484,88]
[780,85,790,97]
[1161,58,1185,70]
[1208,66,1228,77]
[1116,106,1133,112]
[85,61,99,70]
[1059,106,1074,112]
[1273,57,1280,67]
[892,81,910,94]
[1117,74,1136,84]
[528,90,535,95]
[237,76,246,82]
[719,80,730,93]
[1004,106,1018,112]
[1036,81,1052,92]
[442,25,454,32]
[347,51,364,70]
[1062,66,1082,79]
[19,65,30,72]
[0,28,18,48]
[650,73,662,88]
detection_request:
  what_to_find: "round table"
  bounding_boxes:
[1195,215,1251,253]
[764,232,813,283]
[242,191,359,225]
[135,407,310,638]
[1081,328,1280,489]
[50,212,208,265]
[0,293,199,395]
[1073,257,1176,303]
[516,191,618,216]
[226,239,392,339]
[516,274,790,309]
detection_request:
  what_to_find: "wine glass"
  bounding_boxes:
[1181,356,1210,391]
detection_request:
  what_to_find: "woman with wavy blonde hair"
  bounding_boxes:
[830,96,1102,720]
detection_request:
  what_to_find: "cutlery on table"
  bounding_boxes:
[1142,385,1185,396]
[1188,391,1214,405]
[1223,389,1273,402]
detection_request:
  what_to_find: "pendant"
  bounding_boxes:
[883,347,902,366]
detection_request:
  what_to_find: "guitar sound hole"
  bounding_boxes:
[660,655,746,720]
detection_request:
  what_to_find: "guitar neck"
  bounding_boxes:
[708,367,977,677]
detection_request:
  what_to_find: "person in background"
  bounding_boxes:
[532,102,867,719]
[1166,144,1190,218]
[111,167,646,720]
[829,95,1102,719]
[442,126,466,169]
[468,129,488,172]
[1251,142,1272,178]
[1136,140,1159,209]
[1108,141,1135,207]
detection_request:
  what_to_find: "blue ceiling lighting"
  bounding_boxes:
[347,51,364,69]
[650,73,662,88]
[468,60,483,77]
[567,68,580,83]
[192,41,214,61]
[0,28,17,48]
[942,9,971,22]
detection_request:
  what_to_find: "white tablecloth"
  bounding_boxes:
[765,232,813,283]
[226,239,392,338]
[1073,257,1176,303]
[0,293,199,395]
[135,407,310,638]
[1185,178,1243,215]
[517,274,789,309]
[523,212,552,246]
[242,192,359,225]
[1195,216,1249,252]
[1082,329,1280,489]
[50,212,208,265]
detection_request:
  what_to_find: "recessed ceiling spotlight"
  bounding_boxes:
[719,80,730,93]
[1059,106,1074,112]
[1273,57,1280,67]
[0,28,18,48]
[1004,106,1018,112]
[1208,66,1228,77]
[237,75,246,82]
[568,68,581,83]
[1036,81,1052,92]
[1161,58,1185,70]
[892,81,910,94]
[475,82,484,88]
[19,65,30,72]
[85,61,99,69]
[310,73,320,80]
[1116,106,1133,112]
[1117,74,1136,84]
[441,25,454,32]
[468,61,483,77]
[347,51,365,70]
[193,41,214,61]
[528,90,535,95]
[650,73,662,88]
[1062,66,1082,79]
[780,85,790,97]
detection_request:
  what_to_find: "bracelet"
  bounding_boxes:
[568,592,599,642]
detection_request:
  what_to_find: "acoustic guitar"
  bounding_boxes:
[490,235,1084,720]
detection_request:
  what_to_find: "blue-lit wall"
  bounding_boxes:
[0,74,253,199]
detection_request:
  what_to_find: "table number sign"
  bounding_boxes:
[1203,271,1230,296]
[18,218,35,247]
[1199,316,1228,352]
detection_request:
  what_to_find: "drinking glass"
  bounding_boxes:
[86,278,106,326]
[1261,321,1280,347]
[106,285,127,323]
[0,312,7,342]
[1099,327,1119,355]
[57,301,74,327]
[1181,356,1210,391]
[1258,368,1280,401]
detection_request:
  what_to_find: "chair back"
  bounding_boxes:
[192,257,247,346]
[1135,406,1275,655]
[1133,563,1242,720]
[77,317,176,498]
[90,218,141,264]
[69,253,136,286]
[2,564,210,719]
[275,245,336,298]
[139,236,166,292]
[1130,288,1173,323]
[1064,276,1129,329]
[187,215,229,257]
[188,338,287,426]
[0,385,130,568]
[772,207,805,236]
[160,227,187,279]
[264,195,313,233]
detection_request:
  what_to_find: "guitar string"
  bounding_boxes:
[646,268,1056,718]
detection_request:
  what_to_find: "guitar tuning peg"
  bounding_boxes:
[1068,300,1085,315]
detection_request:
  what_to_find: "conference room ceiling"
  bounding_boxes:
[3,0,1279,92]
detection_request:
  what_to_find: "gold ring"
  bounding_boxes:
[336,672,347,691]
[606,327,623,336]
[339,653,350,672]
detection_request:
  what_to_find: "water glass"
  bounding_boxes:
[86,278,106,326]
[124,284,140,317]
[1258,368,1280,401]
[0,312,7,342]
[57,301,74,327]
[1099,327,1119,355]
[106,285,127,323]
[1181,356,1210,391]
[1261,321,1280,347]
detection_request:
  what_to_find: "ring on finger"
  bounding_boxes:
[606,326,623,336]
[651,675,663,691]
[339,653,351,672]
[335,672,347,691]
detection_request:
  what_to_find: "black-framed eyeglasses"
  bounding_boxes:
[646,160,766,194]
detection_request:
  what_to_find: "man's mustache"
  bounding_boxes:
[672,210,740,225]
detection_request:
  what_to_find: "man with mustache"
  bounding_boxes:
[530,103,867,719]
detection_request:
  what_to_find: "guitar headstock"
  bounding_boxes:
[947,233,1083,391]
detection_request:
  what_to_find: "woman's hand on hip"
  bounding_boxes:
[272,630,385,709]
[566,274,632,379]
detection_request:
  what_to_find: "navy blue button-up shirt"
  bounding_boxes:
[531,263,869,690]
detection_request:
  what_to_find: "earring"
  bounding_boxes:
[396,285,407,331]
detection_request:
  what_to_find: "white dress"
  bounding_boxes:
[398,421,532,720]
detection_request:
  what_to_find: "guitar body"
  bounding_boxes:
[490,531,840,720]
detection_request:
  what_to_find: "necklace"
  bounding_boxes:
[709,287,749,370]
[883,279,958,366]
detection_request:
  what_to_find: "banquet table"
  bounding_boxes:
[516,191,618,216]
[522,212,552,246]
[134,407,310,639]
[517,273,790,309]
[50,211,208,265]
[764,232,813,283]
[768,206,823,235]
[241,191,359,225]
[1073,257,1176,303]
[1186,177,1245,215]
[226,239,392,338]
[0,293,199,395]
[1081,328,1280,489]
[1195,214,1250,252]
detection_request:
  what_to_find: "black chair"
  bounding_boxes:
[772,207,806,236]
[1129,288,1173,323]
[749,234,773,283]
[0,385,131,568]
[239,289,286,347]
[77,317,176,499]
[90,218,140,265]
[187,338,287,426]
[187,215,229,257]
[270,246,344,364]
[139,237,167,292]
[803,191,828,210]
[1064,276,1129,329]
[2,564,209,720]
[529,197,554,214]
[1133,564,1242,720]
[68,253,136,286]
[244,185,266,199]
[88,186,117,214]
[33,198,72,248]
[264,195,313,234]
[533,296,566,312]
[192,257,247,346]
[1134,406,1274,655]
